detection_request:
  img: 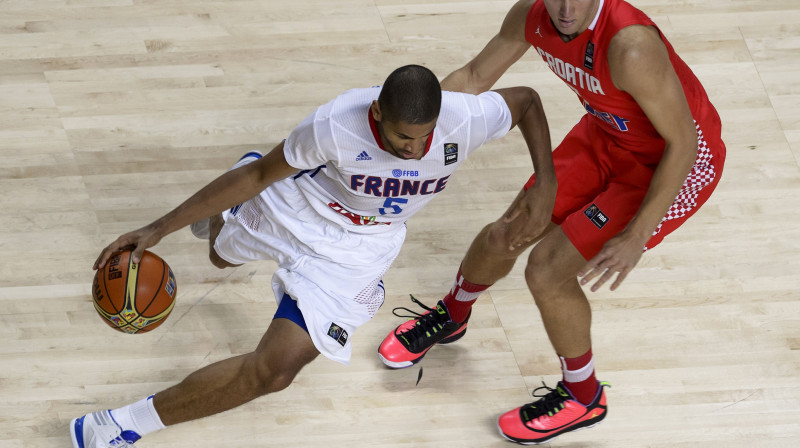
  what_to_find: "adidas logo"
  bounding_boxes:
[356,151,372,161]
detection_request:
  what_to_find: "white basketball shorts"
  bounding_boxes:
[213,176,407,364]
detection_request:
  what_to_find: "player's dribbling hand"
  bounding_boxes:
[94,224,163,270]
[577,230,646,291]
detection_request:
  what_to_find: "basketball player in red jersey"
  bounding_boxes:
[378,0,726,443]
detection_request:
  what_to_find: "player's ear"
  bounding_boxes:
[370,100,382,122]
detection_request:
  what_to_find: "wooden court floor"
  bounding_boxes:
[1,0,799,446]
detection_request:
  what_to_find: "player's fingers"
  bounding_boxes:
[509,235,531,250]
[503,199,524,223]
[93,252,106,270]
[577,256,602,279]
[131,245,147,265]
[590,268,615,292]
[609,269,629,291]
[581,256,616,285]
[579,268,599,285]
[94,242,120,270]
[507,216,538,249]
[512,220,545,249]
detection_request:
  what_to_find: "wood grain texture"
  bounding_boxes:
[1,1,798,446]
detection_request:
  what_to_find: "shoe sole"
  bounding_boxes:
[378,326,468,369]
[496,416,604,445]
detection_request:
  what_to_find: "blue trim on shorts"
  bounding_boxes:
[273,293,309,333]
[239,151,263,162]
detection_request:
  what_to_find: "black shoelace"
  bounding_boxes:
[520,382,570,422]
[391,295,453,352]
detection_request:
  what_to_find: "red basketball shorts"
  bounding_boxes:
[525,114,726,260]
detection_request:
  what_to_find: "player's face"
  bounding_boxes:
[543,0,600,40]
[377,119,437,160]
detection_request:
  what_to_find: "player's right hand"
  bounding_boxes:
[94,224,163,270]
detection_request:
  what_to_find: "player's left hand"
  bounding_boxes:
[503,183,556,250]
[577,230,647,291]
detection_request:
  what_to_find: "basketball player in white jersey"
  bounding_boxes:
[71,65,557,447]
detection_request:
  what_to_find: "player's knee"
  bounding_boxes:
[484,222,519,258]
[209,249,237,270]
[259,370,296,394]
[524,246,560,297]
[251,356,301,395]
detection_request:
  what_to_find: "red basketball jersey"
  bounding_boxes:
[525,0,723,165]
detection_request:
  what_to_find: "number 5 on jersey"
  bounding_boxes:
[380,197,408,215]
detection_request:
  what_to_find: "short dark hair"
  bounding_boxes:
[378,65,441,124]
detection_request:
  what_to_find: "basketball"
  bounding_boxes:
[91,250,177,334]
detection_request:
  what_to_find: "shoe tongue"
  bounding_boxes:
[435,301,454,320]
[557,383,577,400]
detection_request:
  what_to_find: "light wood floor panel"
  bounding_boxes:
[2,0,799,447]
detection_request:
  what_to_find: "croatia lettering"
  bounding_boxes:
[350,174,450,197]
[536,46,605,95]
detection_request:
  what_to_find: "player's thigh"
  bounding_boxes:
[560,179,650,261]
[254,316,319,380]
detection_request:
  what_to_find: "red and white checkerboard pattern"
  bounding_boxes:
[651,122,716,238]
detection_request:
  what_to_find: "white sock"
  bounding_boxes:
[110,395,166,436]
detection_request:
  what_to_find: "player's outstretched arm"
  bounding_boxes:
[440,0,533,94]
[578,25,698,291]
[94,141,298,269]
[492,86,556,249]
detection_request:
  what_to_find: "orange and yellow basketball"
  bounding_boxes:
[91,250,177,334]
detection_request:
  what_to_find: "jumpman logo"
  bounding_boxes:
[535,26,543,38]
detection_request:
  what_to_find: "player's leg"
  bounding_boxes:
[496,159,662,443]
[377,211,554,368]
[70,299,317,448]
[207,213,240,269]
[153,317,318,424]
[526,228,592,357]
[497,227,609,445]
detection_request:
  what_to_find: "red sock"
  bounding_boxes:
[560,349,599,405]
[441,266,490,323]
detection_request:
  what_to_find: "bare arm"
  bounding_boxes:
[493,87,556,248]
[579,25,698,291]
[94,141,298,268]
[440,0,534,93]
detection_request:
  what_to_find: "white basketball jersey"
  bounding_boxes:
[283,87,512,233]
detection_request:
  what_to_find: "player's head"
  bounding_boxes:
[543,0,600,38]
[372,65,441,160]
[378,65,441,124]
